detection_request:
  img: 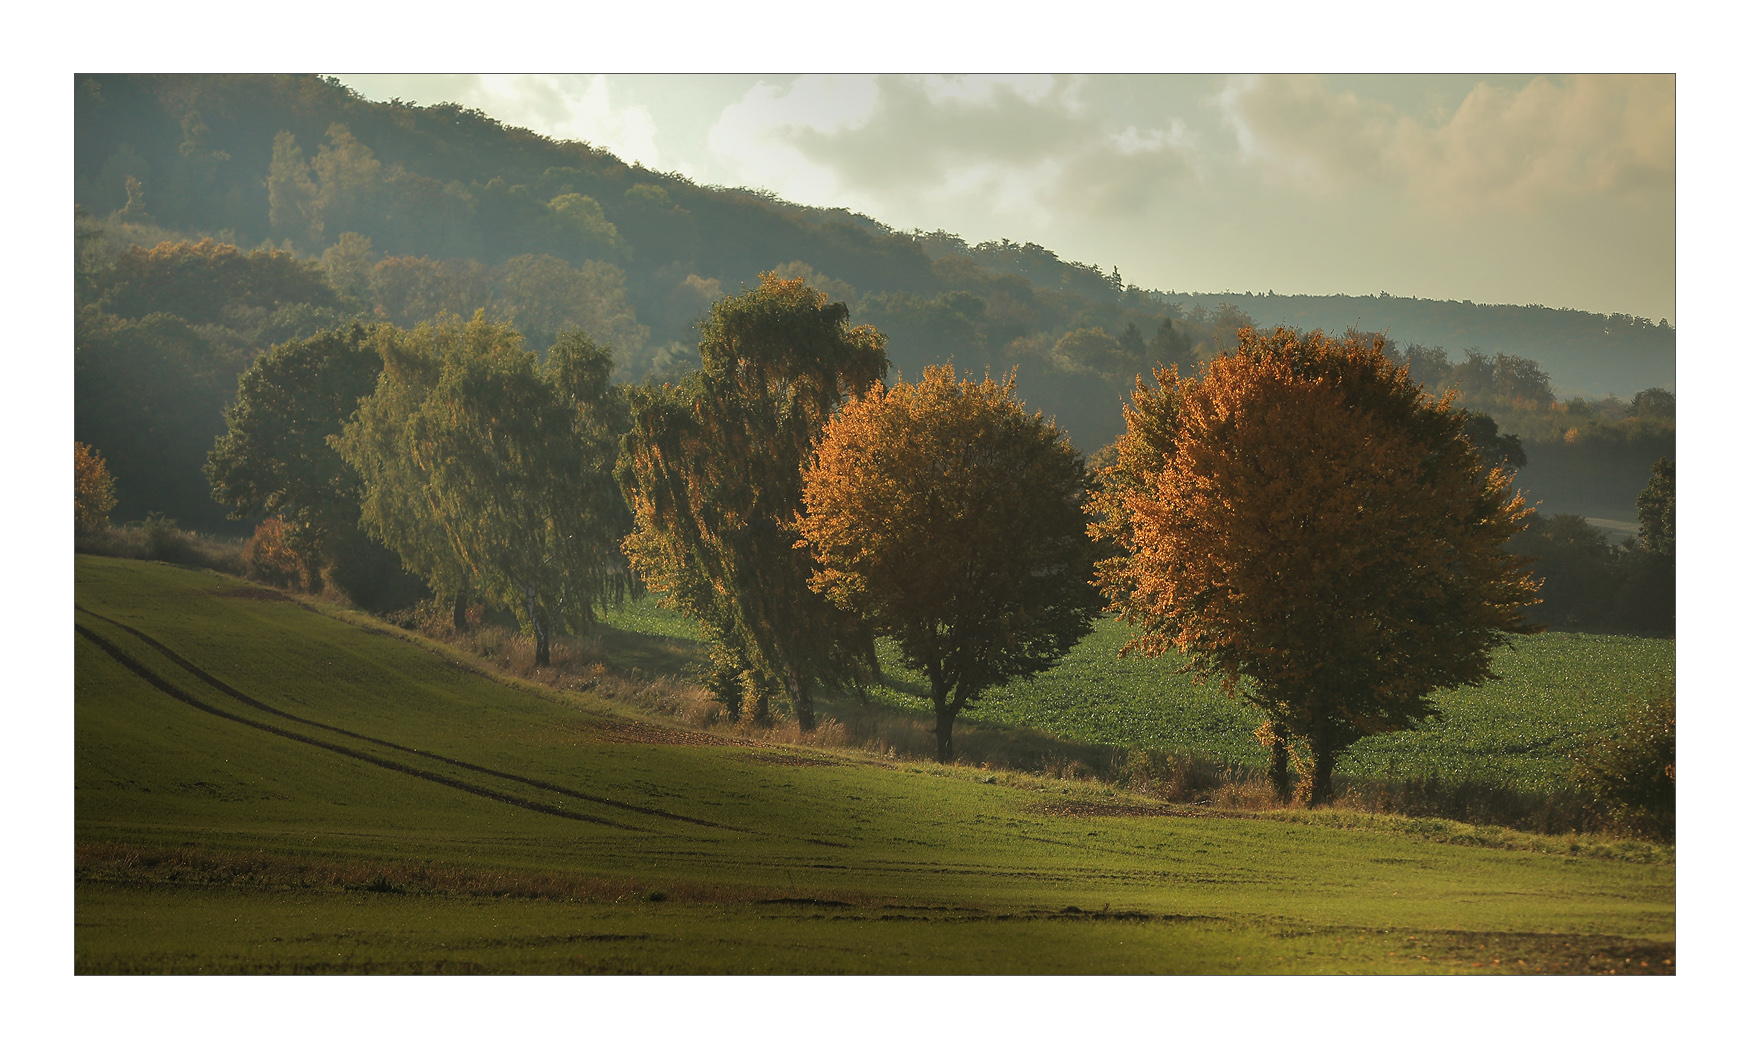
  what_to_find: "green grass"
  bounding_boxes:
[607,597,1674,791]
[76,557,1674,973]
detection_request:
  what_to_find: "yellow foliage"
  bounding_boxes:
[75,441,117,532]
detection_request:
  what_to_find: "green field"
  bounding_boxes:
[603,597,1674,790]
[76,556,1674,974]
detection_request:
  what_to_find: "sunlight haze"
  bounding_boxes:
[332,73,1676,322]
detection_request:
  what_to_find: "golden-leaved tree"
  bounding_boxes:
[75,441,118,532]
[1090,327,1542,804]
[799,365,1101,762]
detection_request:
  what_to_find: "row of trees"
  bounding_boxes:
[200,275,1662,804]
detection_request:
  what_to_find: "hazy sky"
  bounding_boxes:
[333,74,1675,322]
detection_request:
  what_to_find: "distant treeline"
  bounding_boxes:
[1158,290,1674,400]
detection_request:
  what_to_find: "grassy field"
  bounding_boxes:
[76,556,1674,974]
[602,596,1674,791]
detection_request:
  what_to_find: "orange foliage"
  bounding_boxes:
[75,441,118,532]
[243,518,310,589]
[800,364,1100,762]
[1091,328,1542,802]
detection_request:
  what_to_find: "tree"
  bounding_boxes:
[1091,327,1542,805]
[75,442,118,532]
[1637,457,1674,557]
[339,315,629,664]
[798,365,1101,762]
[206,323,386,591]
[617,274,887,728]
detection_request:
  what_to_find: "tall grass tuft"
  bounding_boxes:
[77,519,246,576]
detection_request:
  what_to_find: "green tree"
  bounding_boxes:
[618,274,887,728]
[798,365,1101,762]
[1637,457,1674,557]
[339,315,628,664]
[267,130,321,245]
[1092,327,1543,805]
[205,323,399,599]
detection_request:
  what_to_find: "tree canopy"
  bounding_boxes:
[338,314,629,664]
[206,322,386,586]
[1091,327,1543,803]
[799,365,1101,761]
[617,274,887,728]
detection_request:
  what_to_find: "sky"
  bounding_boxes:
[333,73,1675,322]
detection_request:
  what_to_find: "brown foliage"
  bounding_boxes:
[1091,327,1542,804]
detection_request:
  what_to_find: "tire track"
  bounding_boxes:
[75,604,738,832]
[78,622,653,831]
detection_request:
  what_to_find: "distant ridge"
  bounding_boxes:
[1153,290,1674,399]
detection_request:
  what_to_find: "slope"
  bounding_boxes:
[75,556,1673,974]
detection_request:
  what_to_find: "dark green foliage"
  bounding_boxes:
[1461,412,1527,470]
[1636,457,1674,557]
[1572,687,1675,841]
[206,323,388,585]
[619,276,887,728]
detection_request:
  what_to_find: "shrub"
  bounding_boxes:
[140,512,188,562]
[1571,687,1675,841]
[243,518,308,589]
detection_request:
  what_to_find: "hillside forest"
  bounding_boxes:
[74,73,1675,645]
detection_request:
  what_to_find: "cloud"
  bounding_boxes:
[336,73,665,171]
[705,75,1200,223]
[1218,74,1673,211]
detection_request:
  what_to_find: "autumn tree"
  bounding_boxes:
[75,442,118,532]
[339,315,629,664]
[1091,327,1542,805]
[617,274,886,728]
[799,365,1102,762]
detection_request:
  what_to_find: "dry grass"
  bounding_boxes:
[76,519,246,576]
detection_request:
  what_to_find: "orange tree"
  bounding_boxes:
[75,441,118,532]
[1090,328,1542,804]
[798,365,1101,762]
[617,275,887,729]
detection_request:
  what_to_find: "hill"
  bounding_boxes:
[75,556,1674,973]
[73,73,1673,529]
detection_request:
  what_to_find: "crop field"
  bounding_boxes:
[76,557,1673,974]
[602,598,1673,790]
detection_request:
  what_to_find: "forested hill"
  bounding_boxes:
[74,73,1673,530]
[1157,291,1674,400]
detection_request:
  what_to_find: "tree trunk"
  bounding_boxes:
[1297,723,1339,807]
[1267,727,1293,804]
[935,703,955,764]
[788,671,814,732]
[525,589,550,668]
[452,590,468,631]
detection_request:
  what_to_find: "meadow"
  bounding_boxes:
[602,597,1675,792]
[75,556,1674,974]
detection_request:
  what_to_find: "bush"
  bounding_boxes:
[1119,748,1229,802]
[141,512,188,562]
[1571,687,1675,841]
[242,518,307,589]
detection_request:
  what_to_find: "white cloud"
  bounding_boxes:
[702,74,1201,227]
[335,73,666,172]
[1217,74,1674,212]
